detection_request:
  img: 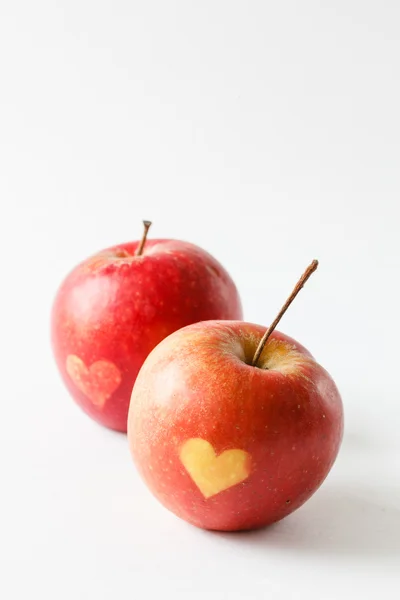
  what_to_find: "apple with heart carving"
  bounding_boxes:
[128,261,343,531]
[51,222,242,432]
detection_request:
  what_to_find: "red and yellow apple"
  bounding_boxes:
[51,229,242,432]
[128,320,343,531]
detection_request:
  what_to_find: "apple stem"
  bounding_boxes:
[136,221,152,256]
[251,259,319,367]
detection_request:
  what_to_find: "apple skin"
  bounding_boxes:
[51,240,242,432]
[128,320,343,531]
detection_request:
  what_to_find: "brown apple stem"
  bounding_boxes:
[252,259,319,367]
[136,220,152,256]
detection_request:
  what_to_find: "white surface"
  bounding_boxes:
[1,1,399,598]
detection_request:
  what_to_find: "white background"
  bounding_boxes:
[1,1,399,598]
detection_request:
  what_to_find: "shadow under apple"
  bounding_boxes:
[214,483,400,558]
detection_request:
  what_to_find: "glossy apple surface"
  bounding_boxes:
[128,320,343,531]
[51,240,242,432]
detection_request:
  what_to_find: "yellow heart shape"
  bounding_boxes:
[180,438,251,499]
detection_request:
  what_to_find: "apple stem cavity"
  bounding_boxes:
[252,259,319,367]
[136,220,152,256]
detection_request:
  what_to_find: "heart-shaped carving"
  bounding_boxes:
[180,438,250,499]
[66,355,122,407]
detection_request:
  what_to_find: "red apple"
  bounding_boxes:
[128,263,343,531]
[51,223,242,432]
